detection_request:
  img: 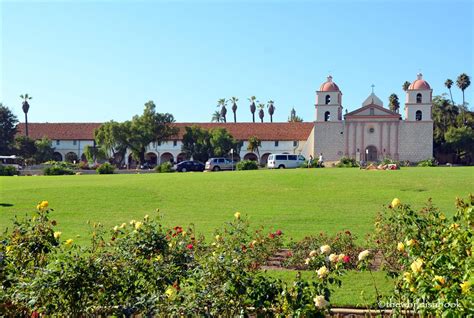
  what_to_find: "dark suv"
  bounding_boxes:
[173,160,205,172]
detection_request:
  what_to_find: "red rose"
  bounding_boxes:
[276,230,282,236]
[343,255,350,263]
[186,244,193,250]
[268,233,275,239]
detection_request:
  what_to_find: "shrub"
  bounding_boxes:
[417,158,438,167]
[96,162,115,174]
[369,196,473,316]
[0,165,19,176]
[381,157,400,165]
[336,157,359,168]
[155,161,174,173]
[77,161,89,170]
[236,160,258,170]
[43,165,74,175]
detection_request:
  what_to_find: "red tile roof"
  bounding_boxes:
[17,122,314,141]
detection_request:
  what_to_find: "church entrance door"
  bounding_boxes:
[365,145,378,162]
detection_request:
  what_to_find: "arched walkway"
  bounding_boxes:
[52,152,63,162]
[177,153,188,163]
[260,153,271,166]
[243,153,258,161]
[365,145,378,162]
[65,152,78,163]
[160,152,174,164]
[145,152,158,166]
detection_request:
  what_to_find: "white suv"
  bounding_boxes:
[267,154,306,169]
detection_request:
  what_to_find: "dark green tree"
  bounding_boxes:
[0,104,19,154]
[217,98,227,123]
[247,136,261,159]
[445,126,474,163]
[229,97,238,123]
[388,94,400,113]
[288,108,303,122]
[248,96,257,123]
[402,81,411,92]
[15,136,37,160]
[34,137,55,163]
[444,79,455,106]
[456,73,471,108]
[211,110,223,123]
[267,100,275,123]
[257,103,265,123]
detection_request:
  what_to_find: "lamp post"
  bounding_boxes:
[365,148,369,162]
[230,149,234,171]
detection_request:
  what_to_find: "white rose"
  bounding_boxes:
[358,250,370,261]
[309,250,318,257]
[313,295,329,308]
[320,245,331,254]
[317,266,329,278]
[305,258,311,265]
[329,253,338,262]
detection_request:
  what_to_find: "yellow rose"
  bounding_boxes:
[165,286,176,300]
[406,239,415,247]
[234,212,241,219]
[5,246,13,255]
[434,275,445,285]
[434,284,442,290]
[439,213,446,220]
[40,200,49,209]
[391,198,401,208]
[305,258,311,265]
[317,266,329,278]
[410,258,423,273]
[450,223,460,230]
[119,223,127,229]
[65,239,73,247]
[215,235,221,241]
[134,221,143,230]
[144,214,149,221]
[460,281,471,294]
[403,272,412,283]
[113,226,119,232]
[129,220,136,225]
[309,250,318,257]
[181,230,187,237]
[358,250,370,261]
[53,231,62,239]
[328,253,338,262]
[313,295,329,308]
[409,286,416,292]
[397,242,405,252]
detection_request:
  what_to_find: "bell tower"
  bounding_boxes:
[315,75,343,122]
[405,73,432,121]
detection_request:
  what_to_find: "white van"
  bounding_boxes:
[267,154,306,169]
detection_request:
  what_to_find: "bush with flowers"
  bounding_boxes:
[370,196,473,315]
[0,204,343,316]
[283,230,362,269]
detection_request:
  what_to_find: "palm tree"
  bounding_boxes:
[247,136,261,160]
[444,79,455,106]
[248,96,257,123]
[267,100,275,123]
[257,103,265,123]
[20,94,32,137]
[217,98,227,123]
[456,73,471,108]
[229,97,238,123]
[211,110,222,122]
[388,94,400,113]
[402,81,411,92]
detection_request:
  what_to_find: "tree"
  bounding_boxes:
[15,136,37,160]
[247,136,261,160]
[267,100,275,123]
[229,97,238,123]
[217,98,227,123]
[0,104,18,154]
[388,94,400,113]
[83,145,107,163]
[34,137,55,163]
[20,94,32,137]
[94,101,178,165]
[211,110,223,123]
[248,96,257,123]
[402,81,411,92]
[445,126,474,163]
[288,108,303,122]
[181,126,241,162]
[257,103,265,123]
[456,73,471,108]
[444,79,455,106]
[94,120,128,165]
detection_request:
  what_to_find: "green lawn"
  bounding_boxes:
[1,167,472,246]
[266,269,394,307]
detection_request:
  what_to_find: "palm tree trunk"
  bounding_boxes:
[252,113,255,123]
[449,89,454,106]
[270,115,273,123]
[462,90,465,123]
[233,112,236,123]
[25,113,29,137]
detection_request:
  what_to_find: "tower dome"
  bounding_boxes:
[408,73,431,90]
[319,75,340,92]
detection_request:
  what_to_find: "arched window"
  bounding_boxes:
[415,110,422,121]
[324,111,331,122]
[325,95,331,105]
[416,93,422,104]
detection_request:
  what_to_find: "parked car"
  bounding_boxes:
[267,154,306,169]
[173,160,205,172]
[205,158,237,171]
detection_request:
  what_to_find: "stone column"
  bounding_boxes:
[395,122,399,160]
[387,123,391,157]
[352,123,358,157]
[345,122,350,156]
[379,122,384,158]
[361,123,365,159]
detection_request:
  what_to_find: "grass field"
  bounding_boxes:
[1,167,472,245]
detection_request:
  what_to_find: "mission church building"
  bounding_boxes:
[17,73,433,165]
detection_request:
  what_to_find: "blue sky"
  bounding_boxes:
[1,0,473,123]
